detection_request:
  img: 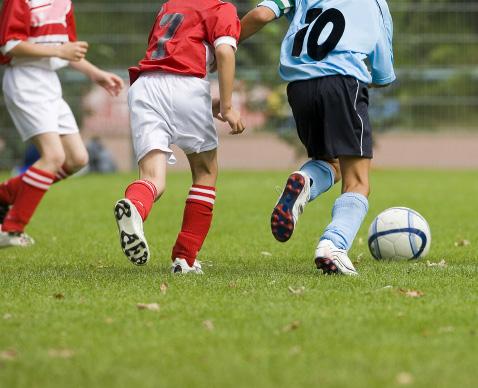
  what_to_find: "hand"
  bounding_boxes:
[92,70,125,97]
[58,41,89,62]
[221,107,245,135]
[212,98,225,121]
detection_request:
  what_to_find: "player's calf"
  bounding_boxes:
[171,184,216,274]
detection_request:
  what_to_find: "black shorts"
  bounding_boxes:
[287,75,373,159]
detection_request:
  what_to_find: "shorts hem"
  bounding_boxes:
[183,142,218,155]
[310,152,373,160]
[136,145,175,165]
[21,128,78,142]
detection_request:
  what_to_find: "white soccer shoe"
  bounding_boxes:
[171,258,203,274]
[271,171,311,242]
[315,239,358,276]
[0,231,35,248]
[114,199,150,266]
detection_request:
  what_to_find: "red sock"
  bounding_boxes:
[2,167,54,232]
[0,175,23,205]
[53,164,72,183]
[125,180,157,221]
[172,185,216,266]
[0,164,69,206]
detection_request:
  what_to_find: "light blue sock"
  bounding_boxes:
[300,160,335,202]
[321,193,369,250]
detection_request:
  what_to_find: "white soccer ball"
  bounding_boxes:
[368,207,431,260]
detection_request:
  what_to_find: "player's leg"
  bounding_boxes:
[272,79,342,242]
[0,132,65,247]
[301,158,341,201]
[114,150,166,266]
[315,157,370,275]
[52,99,89,182]
[57,133,89,182]
[114,74,173,265]
[312,76,372,275]
[271,158,341,242]
[171,149,217,274]
[0,133,76,210]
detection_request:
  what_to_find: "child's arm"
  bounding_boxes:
[215,44,245,134]
[240,6,276,42]
[69,59,124,97]
[7,41,88,61]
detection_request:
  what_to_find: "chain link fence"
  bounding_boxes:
[1,0,477,168]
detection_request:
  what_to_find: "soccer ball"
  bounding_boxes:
[368,207,431,260]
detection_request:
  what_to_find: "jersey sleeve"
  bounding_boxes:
[369,0,396,85]
[66,3,77,42]
[204,2,241,51]
[0,0,30,55]
[257,0,295,19]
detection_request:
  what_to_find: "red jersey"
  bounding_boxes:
[0,0,77,66]
[129,0,240,84]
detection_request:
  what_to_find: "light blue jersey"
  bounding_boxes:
[258,0,396,85]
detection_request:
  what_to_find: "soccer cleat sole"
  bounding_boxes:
[315,257,340,275]
[114,200,149,266]
[271,173,305,242]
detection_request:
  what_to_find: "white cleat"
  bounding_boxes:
[171,258,203,274]
[315,239,358,276]
[271,171,311,242]
[114,199,150,266]
[0,231,35,248]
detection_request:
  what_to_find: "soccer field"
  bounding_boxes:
[0,170,477,388]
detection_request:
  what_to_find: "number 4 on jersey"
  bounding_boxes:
[292,8,345,62]
[152,13,184,59]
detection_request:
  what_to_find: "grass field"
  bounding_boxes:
[0,170,477,388]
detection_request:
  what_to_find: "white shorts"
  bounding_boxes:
[2,66,79,141]
[128,72,218,164]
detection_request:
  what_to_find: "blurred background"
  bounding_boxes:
[1,0,478,172]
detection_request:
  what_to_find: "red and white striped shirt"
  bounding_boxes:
[0,0,77,69]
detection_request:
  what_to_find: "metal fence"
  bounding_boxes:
[1,0,478,168]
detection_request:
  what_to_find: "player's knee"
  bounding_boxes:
[43,149,66,171]
[67,150,89,172]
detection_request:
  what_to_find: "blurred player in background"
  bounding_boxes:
[241,0,395,275]
[114,0,244,274]
[0,0,124,248]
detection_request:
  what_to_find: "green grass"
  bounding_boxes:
[0,170,477,388]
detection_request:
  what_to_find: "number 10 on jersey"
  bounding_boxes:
[292,8,345,62]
